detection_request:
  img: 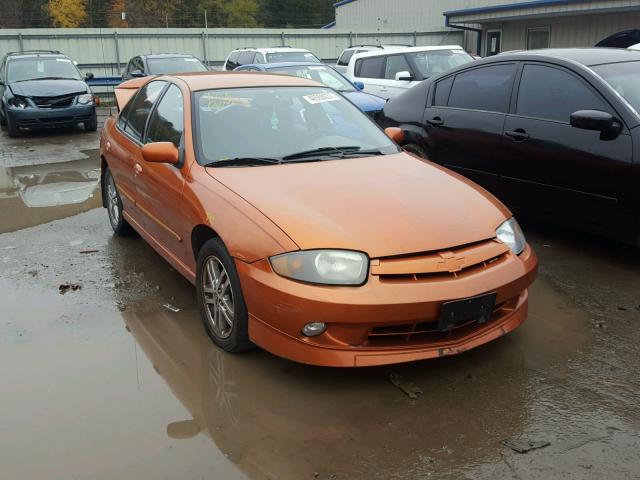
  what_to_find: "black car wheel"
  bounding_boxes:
[196,237,253,353]
[6,114,20,137]
[104,167,134,236]
[84,112,98,132]
[0,108,6,127]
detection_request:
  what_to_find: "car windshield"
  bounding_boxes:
[408,49,474,78]
[195,86,398,165]
[6,56,82,83]
[591,61,640,115]
[266,51,321,63]
[147,57,208,75]
[271,65,355,92]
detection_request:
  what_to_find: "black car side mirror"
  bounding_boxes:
[570,110,614,131]
[570,110,622,140]
[85,72,94,80]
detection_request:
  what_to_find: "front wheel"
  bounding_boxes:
[104,167,134,236]
[6,114,19,137]
[84,112,98,132]
[196,238,253,353]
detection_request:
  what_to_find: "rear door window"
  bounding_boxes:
[226,51,240,70]
[433,76,454,106]
[119,81,167,142]
[355,56,385,78]
[237,51,257,66]
[516,64,609,122]
[447,64,516,113]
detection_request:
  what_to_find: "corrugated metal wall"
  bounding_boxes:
[0,28,463,78]
[484,10,640,52]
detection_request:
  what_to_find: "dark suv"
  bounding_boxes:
[0,50,97,136]
[122,54,208,80]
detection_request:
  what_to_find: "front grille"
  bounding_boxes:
[371,239,510,283]
[366,297,517,347]
[32,94,76,108]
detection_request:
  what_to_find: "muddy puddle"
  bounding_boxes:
[1,207,639,479]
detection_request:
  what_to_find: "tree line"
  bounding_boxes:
[0,0,335,28]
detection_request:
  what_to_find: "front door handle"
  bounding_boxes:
[427,117,444,127]
[505,129,530,141]
[134,163,143,175]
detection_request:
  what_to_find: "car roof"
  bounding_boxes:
[140,54,199,59]
[352,45,465,60]
[232,47,312,54]
[494,47,640,66]
[250,62,333,69]
[6,53,67,60]
[163,71,324,91]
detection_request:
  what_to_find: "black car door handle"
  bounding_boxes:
[427,117,444,127]
[505,129,530,141]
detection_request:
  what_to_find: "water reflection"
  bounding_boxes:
[0,155,100,233]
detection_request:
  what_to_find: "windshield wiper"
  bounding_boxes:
[282,146,386,162]
[204,157,282,168]
[282,146,361,161]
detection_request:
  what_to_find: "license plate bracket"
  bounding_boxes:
[438,292,497,331]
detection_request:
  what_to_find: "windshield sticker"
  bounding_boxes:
[302,92,340,104]
[184,58,198,62]
[308,66,324,70]
[37,61,45,72]
[56,58,72,62]
[200,93,251,111]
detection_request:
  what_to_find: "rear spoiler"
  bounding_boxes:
[114,77,148,111]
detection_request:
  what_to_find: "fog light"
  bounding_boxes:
[301,322,326,337]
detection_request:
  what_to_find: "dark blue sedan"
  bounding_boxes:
[234,62,386,118]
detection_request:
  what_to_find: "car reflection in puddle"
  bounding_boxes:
[0,155,101,233]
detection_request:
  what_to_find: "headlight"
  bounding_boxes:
[496,217,526,255]
[8,96,28,109]
[77,93,94,105]
[270,249,368,285]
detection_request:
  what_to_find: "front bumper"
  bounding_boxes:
[7,104,95,128]
[237,244,538,367]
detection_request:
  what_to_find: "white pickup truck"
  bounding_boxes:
[345,45,474,99]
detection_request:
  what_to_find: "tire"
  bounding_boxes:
[196,238,253,353]
[403,143,427,159]
[84,112,98,132]
[0,108,6,127]
[104,167,134,236]
[6,114,19,137]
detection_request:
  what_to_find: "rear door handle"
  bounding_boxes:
[505,129,530,141]
[427,117,444,127]
[134,163,143,175]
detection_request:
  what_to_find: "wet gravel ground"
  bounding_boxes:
[1,124,639,480]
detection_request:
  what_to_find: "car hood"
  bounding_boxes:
[342,91,386,112]
[207,153,511,258]
[9,79,87,98]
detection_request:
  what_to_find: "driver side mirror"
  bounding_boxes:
[394,71,414,82]
[353,81,365,91]
[384,127,404,143]
[142,142,180,165]
[130,69,145,78]
[84,72,94,81]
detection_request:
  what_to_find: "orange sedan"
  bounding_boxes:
[100,72,537,367]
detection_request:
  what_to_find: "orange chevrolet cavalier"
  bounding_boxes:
[100,72,537,367]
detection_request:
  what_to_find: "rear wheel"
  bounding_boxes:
[196,238,253,353]
[84,112,98,132]
[0,107,7,127]
[403,143,427,159]
[104,167,134,236]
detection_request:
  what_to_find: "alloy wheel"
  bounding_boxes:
[106,174,120,227]
[202,256,235,339]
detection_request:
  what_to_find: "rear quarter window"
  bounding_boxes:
[338,50,355,66]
